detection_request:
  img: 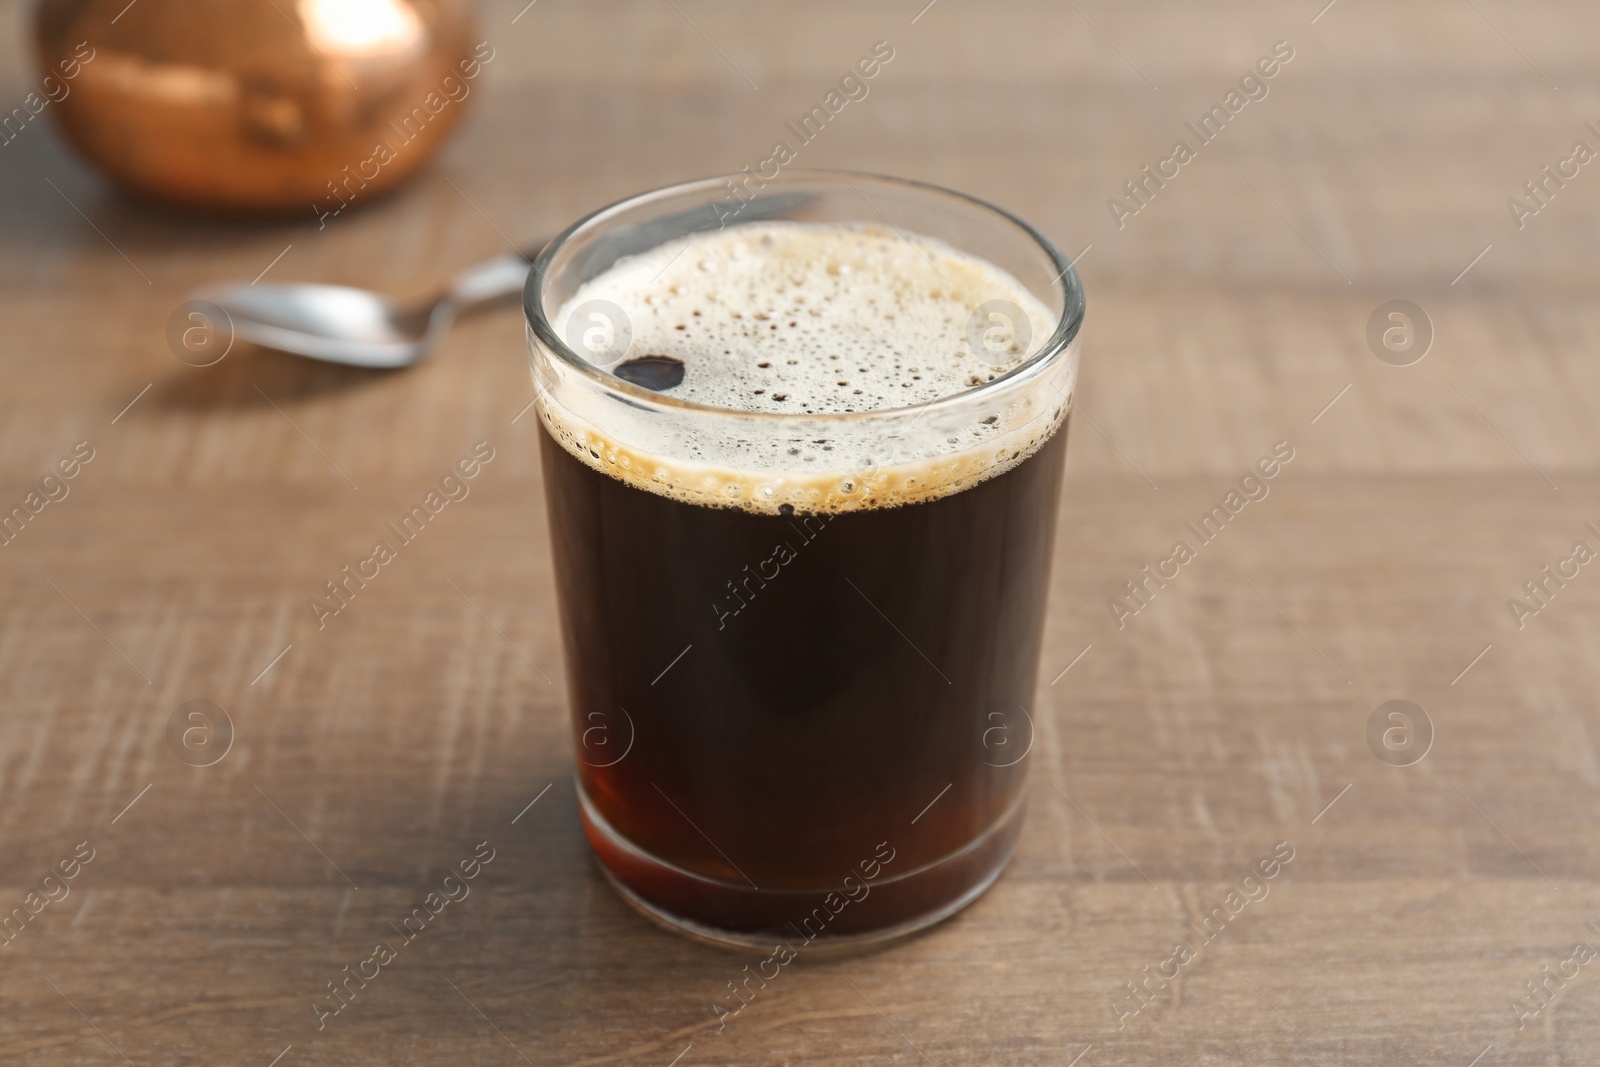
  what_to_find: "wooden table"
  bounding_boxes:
[4,1,1598,1063]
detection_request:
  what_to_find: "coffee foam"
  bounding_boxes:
[536,222,1073,514]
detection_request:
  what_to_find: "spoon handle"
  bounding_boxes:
[446,242,545,311]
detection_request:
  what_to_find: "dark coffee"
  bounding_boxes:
[539,416,1068,938]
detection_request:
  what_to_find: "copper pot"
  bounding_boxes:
[33,0,482,216]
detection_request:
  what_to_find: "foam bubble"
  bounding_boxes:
[536,222,1073,514]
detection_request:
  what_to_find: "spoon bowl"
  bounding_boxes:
[193,248,536,369]
[193,282,445,368]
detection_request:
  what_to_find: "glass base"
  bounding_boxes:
[579,786,1025,952]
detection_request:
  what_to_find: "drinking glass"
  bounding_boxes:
[524,171,1084,949]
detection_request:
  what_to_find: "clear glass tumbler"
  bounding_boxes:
[524,171,1084,949]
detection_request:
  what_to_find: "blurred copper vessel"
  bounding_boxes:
[33,0,481,215]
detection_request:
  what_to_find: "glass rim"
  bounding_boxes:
[524,169,1085,424]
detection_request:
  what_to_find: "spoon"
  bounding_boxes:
[190,244,542,369]
[188,191,817,369]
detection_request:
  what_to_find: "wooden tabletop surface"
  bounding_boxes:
[4,1,1600,1064]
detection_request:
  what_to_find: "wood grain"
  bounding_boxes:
[2,1,1598,1064]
